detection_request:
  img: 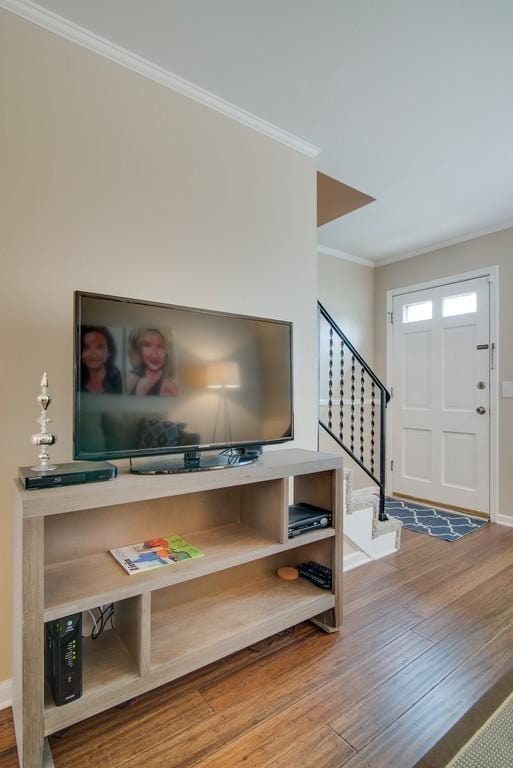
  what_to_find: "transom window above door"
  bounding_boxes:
[402,291,478,324]
[442,292,477,318]
[402,300,433,324]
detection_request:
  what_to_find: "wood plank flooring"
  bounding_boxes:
[2,523,513,767]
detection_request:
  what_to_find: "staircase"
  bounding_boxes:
[342,469,402,570]
[318,302,402,570]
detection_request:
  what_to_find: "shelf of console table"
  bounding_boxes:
[12,448,343,767]
[44,522,336,621]
[43,572,335,736]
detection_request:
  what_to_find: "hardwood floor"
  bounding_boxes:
[3,523,513,767]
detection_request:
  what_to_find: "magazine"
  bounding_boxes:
[110,534,203,575]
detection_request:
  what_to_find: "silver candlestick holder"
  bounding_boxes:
[31,372,57,472]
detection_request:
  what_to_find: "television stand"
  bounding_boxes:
[129,447,261,474]
[12,448,342,768]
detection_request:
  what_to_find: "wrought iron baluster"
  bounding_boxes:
[339,341,344,442]
[360,367,365,462]
[317,302,390,523]
[350,355,355,453]
[371,381,376,476]
[328,326,333,430]
[379,388,387,521]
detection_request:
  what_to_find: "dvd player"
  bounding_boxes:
[288,502,332,538]
[19,461,117,490]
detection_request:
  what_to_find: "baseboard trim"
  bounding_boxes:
[497,514,513,528]
[343,551,371,571]
[371,544,398,560]
[0,678,12,710]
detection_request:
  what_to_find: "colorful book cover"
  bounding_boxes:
[110,535,203,575]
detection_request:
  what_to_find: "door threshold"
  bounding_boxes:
[392,493,490,521]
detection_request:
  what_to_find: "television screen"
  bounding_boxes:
[74,292,293,459]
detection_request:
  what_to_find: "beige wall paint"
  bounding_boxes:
[374,226,513,519]
[0,11,317,683]
[317,253,375,487]
[317,253,375,364]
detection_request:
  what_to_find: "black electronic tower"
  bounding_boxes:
[45,613,83,706]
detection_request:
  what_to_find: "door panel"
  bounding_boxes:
[403,331,432,409]
[442,431,477,490]
[442,325,476,410]
[403,428,432,482]
[392,276,490,514]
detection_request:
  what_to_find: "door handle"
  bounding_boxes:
[476,407,486,415]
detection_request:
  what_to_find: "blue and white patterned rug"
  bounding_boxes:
[386,497,487,542]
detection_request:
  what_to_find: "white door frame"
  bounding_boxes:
[386,266,499,522]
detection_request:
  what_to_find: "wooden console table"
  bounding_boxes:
[12,448,343,767]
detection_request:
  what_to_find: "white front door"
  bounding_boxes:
[391,277,490,514]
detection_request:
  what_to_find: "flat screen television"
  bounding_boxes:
[74,292,293,472]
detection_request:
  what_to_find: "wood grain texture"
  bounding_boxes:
[44,630,139,735]
[43,486,241,564]
[351,623,513,768]
[115,593,150,676]
[15,517,45,768]
[404,546,513,617]
[240,479,287,543]
[15,451,344,762]
[201,607,425,713]
[44,543,338,735]
[0,710,16,754]
[151,573,335,667]
[16,449,343,518]
[44,522,336,620]
[330,578,513,749]
[4,520,513,768]
[221,725,356,768]
[49,690,212,768]
[412,563,513,642]
[266,726,355,768]
[118,631,430,768]
[0,748,19,768]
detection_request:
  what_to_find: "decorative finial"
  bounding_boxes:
[31,371,57,472]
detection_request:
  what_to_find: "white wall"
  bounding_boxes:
[0,10,317,683]
[317,253,375,364]
[317,253,376,488]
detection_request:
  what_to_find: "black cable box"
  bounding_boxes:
[45,613,83,706]
[288,502,332,538]
[19,461,117,490]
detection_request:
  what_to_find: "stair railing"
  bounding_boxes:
[318,301,391,522]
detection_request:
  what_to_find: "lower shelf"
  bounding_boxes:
[44,630,138,733]
[151,573,335,669]
[43,573,334,735]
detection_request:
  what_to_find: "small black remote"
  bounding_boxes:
[298,561,332,590]
[305,561,332,578]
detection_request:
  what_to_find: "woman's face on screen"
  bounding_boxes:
[82,331,109,370]
[140,332,166,373]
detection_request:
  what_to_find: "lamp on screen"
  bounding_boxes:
[207,362,240,442]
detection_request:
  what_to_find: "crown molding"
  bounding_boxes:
[1,0,321,158]
[375,219,513,267]
[317,244,375,268]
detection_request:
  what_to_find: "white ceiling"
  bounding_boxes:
[17,0,513,263]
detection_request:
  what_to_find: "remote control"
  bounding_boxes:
[297,561,332,590]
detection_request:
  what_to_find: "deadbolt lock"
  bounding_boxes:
[477,381,486,390]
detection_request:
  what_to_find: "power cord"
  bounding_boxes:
[89,604,114,640]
